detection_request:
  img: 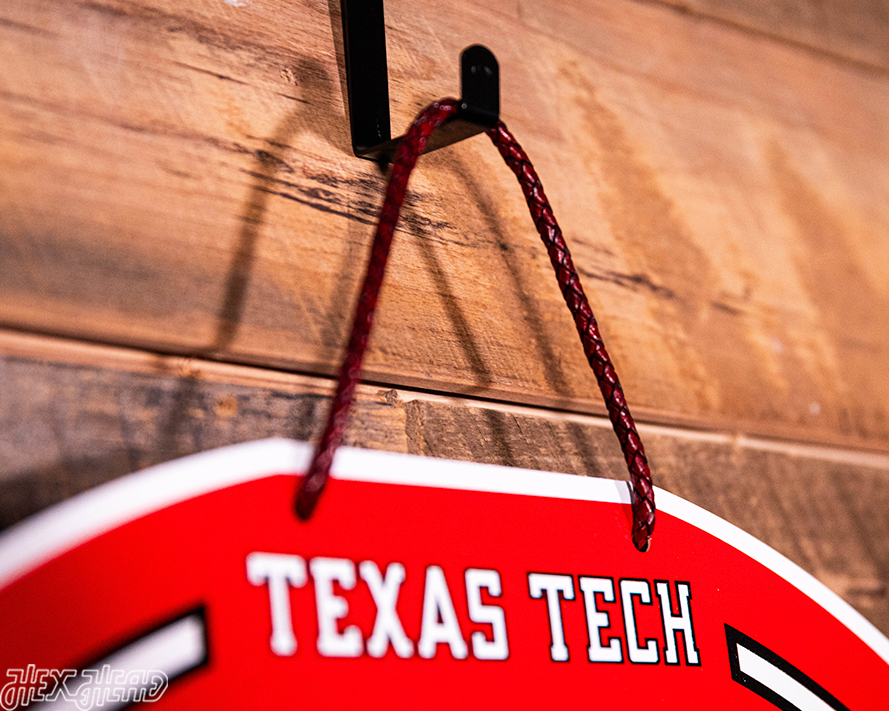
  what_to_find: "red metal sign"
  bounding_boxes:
[1,439,886,709]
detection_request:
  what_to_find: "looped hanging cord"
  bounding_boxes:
[296,98,656,552]
[486,124,655,551]
[294,99,460,519]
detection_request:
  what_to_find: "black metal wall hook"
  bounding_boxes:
[341,0,499,162]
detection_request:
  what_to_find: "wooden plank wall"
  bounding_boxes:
[2,0,888,634]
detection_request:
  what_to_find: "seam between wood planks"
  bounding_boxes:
[4,327,889,469]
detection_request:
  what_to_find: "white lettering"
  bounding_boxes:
[655,581,699,665]
[309,557,363,658]
[465,569,509,661]
[620,579,659,664]
[359,561,414,659]
[246,552,307,656]
[44,669,77,701]
[32,669,50,701]
[418,566,468,660]
[579,576,623,663]
[528,573,574,662]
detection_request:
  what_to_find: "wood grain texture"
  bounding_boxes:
[2,331,888,636]
[2,0,889,452]
[654,0,889,72]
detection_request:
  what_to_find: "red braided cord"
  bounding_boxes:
[297,102,655,552]
[486,122,654,551]
[295,99,460,519]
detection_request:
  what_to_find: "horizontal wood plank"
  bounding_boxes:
[654,0,889,72]
[1,0,889,451]
[2,331,888,636]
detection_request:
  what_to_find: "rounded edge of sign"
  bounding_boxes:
[0,438,886,665]
[0,439,628,590]
[655,488,889,665]
[332,444,632,504]
[0,438,312,590]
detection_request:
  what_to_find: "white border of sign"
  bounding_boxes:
[1,438,887,663]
